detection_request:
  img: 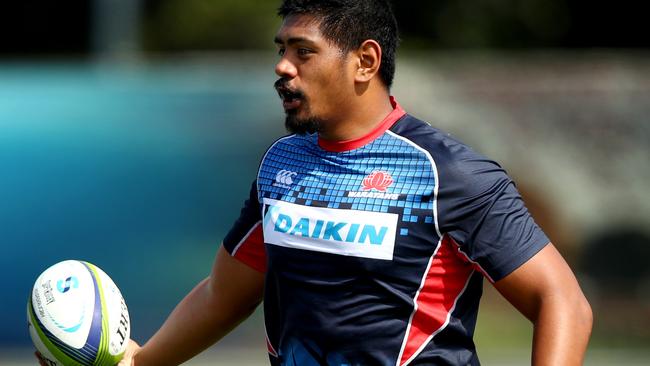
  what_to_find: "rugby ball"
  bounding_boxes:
[27,260,130,366]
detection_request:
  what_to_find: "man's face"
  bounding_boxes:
[274,14,356,135]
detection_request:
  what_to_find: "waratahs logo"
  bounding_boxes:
[362,171,393,192]
[347,170,399,200]
[56,276,79,293]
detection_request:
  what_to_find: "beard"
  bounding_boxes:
[275,77,324,135]
[285,112,323,135]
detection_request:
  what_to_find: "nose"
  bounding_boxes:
[275,57,297,78]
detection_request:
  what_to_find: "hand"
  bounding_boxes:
[118,339,141,366]
[35,351,53,366]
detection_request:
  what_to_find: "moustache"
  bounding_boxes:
[274,78,304,100]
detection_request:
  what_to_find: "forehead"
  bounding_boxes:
[274,14,326,44]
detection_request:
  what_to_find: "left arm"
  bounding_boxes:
[494,243,593,365]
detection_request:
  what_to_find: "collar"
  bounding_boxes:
[318,96,406,152]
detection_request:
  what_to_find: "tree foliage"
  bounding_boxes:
[140,0,648,51]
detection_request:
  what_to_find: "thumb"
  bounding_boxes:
[117,339,140,366]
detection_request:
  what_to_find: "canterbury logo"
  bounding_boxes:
[362,171,393,192]
[274,170,297,186]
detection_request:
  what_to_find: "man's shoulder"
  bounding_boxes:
[389,114,483,164]
[389,114,508,188]
[269,133,312,147]
[263,133,315,156]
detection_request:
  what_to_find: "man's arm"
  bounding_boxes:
[120,245,265,366]
[493,243,593,365]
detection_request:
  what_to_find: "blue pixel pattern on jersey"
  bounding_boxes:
[223,112,549,366]
[258,132,437,229]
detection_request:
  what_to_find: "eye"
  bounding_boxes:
[277,48,286,56]
[297,48,312,56]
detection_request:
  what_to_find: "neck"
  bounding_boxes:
[317,88,394,142]
[317,96,404,152]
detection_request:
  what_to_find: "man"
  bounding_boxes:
[116,0,592,365]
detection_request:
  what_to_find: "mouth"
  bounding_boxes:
[275,83,303,112]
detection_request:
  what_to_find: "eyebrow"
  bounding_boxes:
[274,36,314,46]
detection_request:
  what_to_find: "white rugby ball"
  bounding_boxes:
[27,260,130,366]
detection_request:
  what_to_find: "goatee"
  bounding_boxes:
[285,114,323,135]
[274,77,323,135]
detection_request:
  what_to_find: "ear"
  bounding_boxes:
[354,40,382,83]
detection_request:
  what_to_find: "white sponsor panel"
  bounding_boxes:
[262,198,398,260]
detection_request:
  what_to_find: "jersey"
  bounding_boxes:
[223,98,549,366]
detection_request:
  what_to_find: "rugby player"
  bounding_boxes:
[114,0,590,365]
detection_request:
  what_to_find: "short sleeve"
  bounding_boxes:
[438,153,549,282]
[222,180,266,273]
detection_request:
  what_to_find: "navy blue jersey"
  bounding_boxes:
[223,99,549,366]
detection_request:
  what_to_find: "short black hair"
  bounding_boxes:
[278,0,399,89]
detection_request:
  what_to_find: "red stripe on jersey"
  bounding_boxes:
[318,96,406,152]
[266,333,278,357]
[232,223,266,273]
[398,235,474,366]
[448,235,495,283]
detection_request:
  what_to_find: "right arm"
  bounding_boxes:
[122,245,264,366]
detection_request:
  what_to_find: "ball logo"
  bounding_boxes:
[56,276,79,293]
[362,171,393,192]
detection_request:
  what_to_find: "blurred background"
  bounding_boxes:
[1,0,649,364]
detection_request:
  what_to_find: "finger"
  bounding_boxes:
[34,351,47,366]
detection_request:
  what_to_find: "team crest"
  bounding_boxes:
[346,171,399,200]
[362,171,393,192]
